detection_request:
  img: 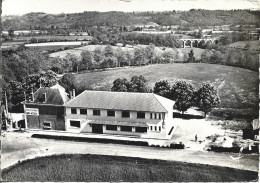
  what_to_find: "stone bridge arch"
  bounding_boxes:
[180,38,218,48]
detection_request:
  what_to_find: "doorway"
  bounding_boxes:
[92,124,103,134]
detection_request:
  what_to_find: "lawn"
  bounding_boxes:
[72,63,258,119]
[2,154,258,182]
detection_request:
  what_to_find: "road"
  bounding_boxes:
[1,131,259,172]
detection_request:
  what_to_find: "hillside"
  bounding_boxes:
[229,40,260,51]
[71,63,258,119]
[2,10,260,30]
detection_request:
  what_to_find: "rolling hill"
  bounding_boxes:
[70,63,258,119]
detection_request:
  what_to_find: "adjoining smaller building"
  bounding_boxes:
[64,90,177,139]
[23,84,70,130]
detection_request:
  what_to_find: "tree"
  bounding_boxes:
[162,49,175,63]
[93,47,104,68]
[24,70,58,94]
[111,78,130,92]
[58,73,76,93]
[134,46,145,66]
[187,49,195,63]
[145,43,155,64]
[63,53,75,73]
[153,80,171,99]
[125,49,133,66]
[5,80,25,112]
[170,80,195,114]
[116,47,126,67]
[197,29,203,38]
[194,83,220,117]
[66,54,81,73]
[219,35,232,46]
[129,75,150,93]
[104,44,114,58]
[200,49,213,63]
[81,50,93,70]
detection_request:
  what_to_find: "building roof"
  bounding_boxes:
[27,84,70,106]
[65,90,175,113]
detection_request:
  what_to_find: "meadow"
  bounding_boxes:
[72,63,258,120]
[229,40,260,52]
[2,154,258,182]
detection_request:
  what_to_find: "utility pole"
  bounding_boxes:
[5,91,8,114]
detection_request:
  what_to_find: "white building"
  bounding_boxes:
[64,90,177,139]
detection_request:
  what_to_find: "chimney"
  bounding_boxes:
[73,89,76,98]
[43,93,47,103]
[69,91,73,99]
[31,89,34,101]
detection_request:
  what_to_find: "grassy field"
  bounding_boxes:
[229,40,260,52]
[11,35,93,42]
[2,154,258,182]
[73,63,258,116]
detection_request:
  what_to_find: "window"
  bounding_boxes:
[137,112,145,119]
[122,111,130,118]
[159,126,161,131]
[107,110,115,117]
[106,125,117,131]
[155,126,157,131]
[70,120,80,128]
[150,113,153,119]
[93,110,100,116]
[80,109,87,115]
[43,122,51,129]
[159,113,161,120]
[71,108,77,114]
[155,113,157,119]
[136,127,147,133]
[150,126,153,130]
[121,126,132,132]
[43,122,51,126]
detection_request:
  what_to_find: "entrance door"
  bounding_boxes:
[92,124,103,134]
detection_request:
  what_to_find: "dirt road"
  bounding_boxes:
[1,131,258,172]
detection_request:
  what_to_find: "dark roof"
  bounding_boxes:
[65,90,175,113]
[27,84,69,106]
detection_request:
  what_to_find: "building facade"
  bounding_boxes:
[23,84,70,130]
[64,90,177,139]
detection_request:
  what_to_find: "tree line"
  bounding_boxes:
[110,76,220,117]
[3,10,259,31]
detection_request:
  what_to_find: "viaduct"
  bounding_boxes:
[179,38,218,48]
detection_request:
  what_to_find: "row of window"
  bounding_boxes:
[70,108,146,119]
[150,113,162,120]
[105,125,147,133]
[69,121,148,133]
[150,125,161,132]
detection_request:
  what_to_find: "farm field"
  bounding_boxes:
[72,63,258,119]
[2,154,257,182]
[49,44,205,60]
[10,35,93,42]
[24,41,90,51]
[1,41,25,50]
[229,40,260,51]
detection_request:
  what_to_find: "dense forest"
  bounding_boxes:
[3,9,260,30]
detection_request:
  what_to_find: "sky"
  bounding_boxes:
[2,0,260,16]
